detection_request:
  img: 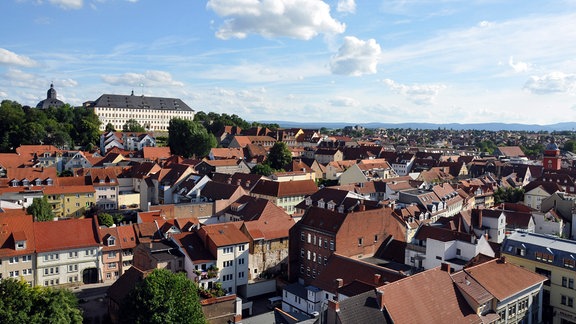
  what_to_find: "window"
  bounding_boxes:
[223,260,233,267]
[108,251,117,258]
[9,256,18,264]
[374,235,378,242]
[238,271,245,278]
[68,264,78,272]
[69,251,78,258]
[562,295,574,307]
[564,258,576,269]
[300,248,305,258]
[301,232,305,241]
[238,245,245,251]
[358,237,363,246]
[456,248,461,256]
[109,262,117,269]
[307,233,311,243]
[329,240,334,251]
[238,258,245,265]
[223,247,233,254]
[16,241,25,249]
[436,256,442,260]
[535,251,554,263]
[23,255,31,262]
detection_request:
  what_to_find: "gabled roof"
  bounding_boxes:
[90,94,194,111]
[0,210,35,258]
[172,232,215,263]
[200,181,245,201]
[334,290,389,324]
[250,179,317,198]
[495,146,525,157]
[414,225,476,243]
[459,258,546,301]
[199,222,249,247]
[523,180,562,195]
[311,253,405,294]
[379,267,482,323]
[34,218,99,253]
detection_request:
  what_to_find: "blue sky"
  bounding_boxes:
[1,0,576,125]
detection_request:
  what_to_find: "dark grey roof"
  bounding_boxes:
[36,84,64,109]
[337,290,388,324]
[88,93,194,112]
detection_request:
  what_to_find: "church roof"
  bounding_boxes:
[36,84,64,109]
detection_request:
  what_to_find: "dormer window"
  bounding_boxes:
[16,241,26,250]
[10,179,18,187]
[22,179,29,186]
[305,197,312,206]
[46,178,53,186]
[318,199,325,209]
[35,178,42,186]
[108,236,116,246]
[327,201,335,210]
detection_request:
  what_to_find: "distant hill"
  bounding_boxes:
[260,121,576,132]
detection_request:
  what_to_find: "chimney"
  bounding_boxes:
[358,200,366,212]
[499,255,506,263]
[374,273,381,285]
[477,208,483,228]
[327,299,340,312]
[375,289,385,311]
[236,178,241,186]
[440,263,451,273]
[227,177,232,184]
[335,278,343,288]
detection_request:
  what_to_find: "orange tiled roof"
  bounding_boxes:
[34,218,99,253]
[0,210,35,258]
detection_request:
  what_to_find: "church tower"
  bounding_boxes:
[543,139,561,171]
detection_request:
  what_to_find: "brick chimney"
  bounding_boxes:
[358,200,366,212]
[374,273,381,285]
[327,299,340,312]
[440,263,451,273]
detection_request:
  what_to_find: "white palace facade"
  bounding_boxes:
[85,91,195,131]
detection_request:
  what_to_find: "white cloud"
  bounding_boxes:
[206,0,345,40]
[48,0,83,10]
[337,0,356,14]
[478,20,494,28]
[330,36,381,76]
[523,72,576,95]
[0,48,37,67]
[329,96,359,107]
[383,79,446,105]
[101,70,184,87]
[508,56,530,73]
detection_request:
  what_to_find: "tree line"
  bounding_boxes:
[0,100,100,152]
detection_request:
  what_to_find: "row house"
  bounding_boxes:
[34,218,101,287]
[197,223,250,295]
[502,231,576,323]
[250,179,318,217]
[405,225,495,272]
[154,164,195,204]
[324,160,356,181]
[0,210,36,285]
[98,225,137,283]
[194,159,251,176]
[313,148,343,164]
[338,158,397,185]
[228,135,277,149]
[523,180,563,210]
[84,168,120,210]
[369,259,546,324]
[397,183,463,222]
[43,185,95,219]
[172,231,218,292]
[131,239,185,273]
[288,201,407,284]
[222,195,295,280]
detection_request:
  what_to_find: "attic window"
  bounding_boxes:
[108,236,116,246]
[16,241,26,250]
[22,179,29,186]
[10,180,18,187]
[35,179,42,186]
[564,258,575,269]
[46,178,53,186]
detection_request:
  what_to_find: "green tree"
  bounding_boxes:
[105,122,116,132]
[267,141,292,170]
[0,278,83,324]
[564,140,576,153]
[168,118,216,158]
[98,213,114,227]
[121,269,206,324]
[251,163,274,176]
[123,119,146,132]
[493,187,525,204]
[27,196,55,222]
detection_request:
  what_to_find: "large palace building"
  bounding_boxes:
[85,91,195,131]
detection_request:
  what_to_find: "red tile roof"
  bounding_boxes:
[34,218,99,253]
[251,179,318,198]
[0,210,35,258]
[460,258,546,301]
[199,222,249,247]
[379,267,482,323]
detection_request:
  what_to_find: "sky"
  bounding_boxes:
[1,0,576,125]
